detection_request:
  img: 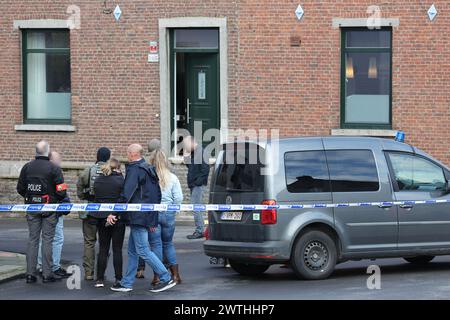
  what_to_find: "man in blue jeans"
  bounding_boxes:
[183,136,210,239]
[110,144,176,293]
[37,151,71,278]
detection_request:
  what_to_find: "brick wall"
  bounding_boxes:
[0,1,448,167]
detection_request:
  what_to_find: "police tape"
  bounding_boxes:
[0,199,449,213]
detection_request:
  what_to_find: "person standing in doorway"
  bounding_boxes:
[183,136,210,239]
[77,147,111,280]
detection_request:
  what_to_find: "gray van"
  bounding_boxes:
[204,137,450,280]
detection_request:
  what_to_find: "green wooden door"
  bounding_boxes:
[185,53,219,137]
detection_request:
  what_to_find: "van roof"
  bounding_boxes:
[223,136,412,152]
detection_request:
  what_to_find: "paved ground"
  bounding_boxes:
[1,217,450,300]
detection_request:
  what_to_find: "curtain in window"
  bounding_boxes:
[27,32,47,119]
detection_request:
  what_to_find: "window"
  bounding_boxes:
[22,30,71,124]
[285,151,331,193]
[326,150,380,192]
[213,143,265,192]
[174,29,219,49]
[341,28,392,129]
[387,153,446,192]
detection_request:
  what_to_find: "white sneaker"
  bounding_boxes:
[149,279,177,293]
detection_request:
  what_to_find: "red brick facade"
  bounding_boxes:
[0,1,449,165]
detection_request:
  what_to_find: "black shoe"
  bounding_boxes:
[110,283,132,292]
[54,267,71,278]
[149,278,177,293]
[186,231,204,240]
[42,274,62,283]
[26,275,37,284]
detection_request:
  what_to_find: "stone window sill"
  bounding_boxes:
[15,124,76,132]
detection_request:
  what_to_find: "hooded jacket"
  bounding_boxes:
[121,158,161,228]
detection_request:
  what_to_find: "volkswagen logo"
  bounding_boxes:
[225,195,232,205]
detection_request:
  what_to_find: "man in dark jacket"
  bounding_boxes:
[183,136,210,239]
[111,144,176,293]
[17,141,68,284]
[76,147,111,280]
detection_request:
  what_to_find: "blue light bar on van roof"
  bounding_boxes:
[395,131,405,143]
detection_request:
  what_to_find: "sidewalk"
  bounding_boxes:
[0,251,26,283]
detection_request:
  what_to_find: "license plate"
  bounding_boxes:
[221,212,243,221]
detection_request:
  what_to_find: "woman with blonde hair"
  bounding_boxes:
[92,158,126,288]
[147,148,183,285]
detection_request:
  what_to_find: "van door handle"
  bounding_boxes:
[186,98,191,124]
[378,204,393,209]
[400,204,414,210]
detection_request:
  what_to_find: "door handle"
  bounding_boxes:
[186,98,191,124]
[378,204,393,209]
[400,204,414,210]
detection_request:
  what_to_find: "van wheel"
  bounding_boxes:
[291,230,337,280]
[229,260,270,276]
[404,256,435,265]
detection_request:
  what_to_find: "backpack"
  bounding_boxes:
[88,163,103,196]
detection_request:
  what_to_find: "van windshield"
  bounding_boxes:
[213,143,265,192]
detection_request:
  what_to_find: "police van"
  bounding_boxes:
[203,137,450,280]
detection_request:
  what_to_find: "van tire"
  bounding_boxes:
[404,256,435,265]
[229,260,270,276]
[291,230,337,280]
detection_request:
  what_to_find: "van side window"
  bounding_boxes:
[326,150,380,192]
[387,153,446,192]
[284,151,331,193]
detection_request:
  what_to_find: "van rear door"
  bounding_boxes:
[209,142,266,242]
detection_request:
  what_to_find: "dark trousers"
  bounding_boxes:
[82,217,97,277]
[96,220,126,281]
[26,213,57,278]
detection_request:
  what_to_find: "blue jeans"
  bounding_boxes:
[121,226,171,288]
[191,186,205,234]
[37,215,64,272]
[149,212,177,266]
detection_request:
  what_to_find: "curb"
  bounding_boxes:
[0,252,26,283]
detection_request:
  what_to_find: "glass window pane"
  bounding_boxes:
[27,31,69,49]
[345,52,390,124]
[27,52,71,120]
[388,153,446,191]
[175,29,218,48]
[285,151,330,193]
[346,30,390,48]
[326,150,379,192]
[213,144,265,192]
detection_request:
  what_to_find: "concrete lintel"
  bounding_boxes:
[13,19,70,30]
[332,18,400,29]
[15,124,76,132]
[331,129,397,137]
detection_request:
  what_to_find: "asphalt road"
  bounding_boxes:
[1,217,450,300]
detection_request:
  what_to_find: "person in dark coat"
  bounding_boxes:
[111,144,176,293]
[183,136,210,239]
[92,158,126,288]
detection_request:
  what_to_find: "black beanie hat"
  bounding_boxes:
[96,147,111,163]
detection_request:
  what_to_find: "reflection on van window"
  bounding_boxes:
[285,151,331,193]
[213,144,265,192]
[326,150,379,192]
[388,153,446,192]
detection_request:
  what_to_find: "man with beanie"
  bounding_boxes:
[77,147,111,280]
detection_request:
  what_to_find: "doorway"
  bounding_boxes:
[170,28,220,154]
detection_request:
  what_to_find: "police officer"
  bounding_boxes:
[17,141,68,283]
